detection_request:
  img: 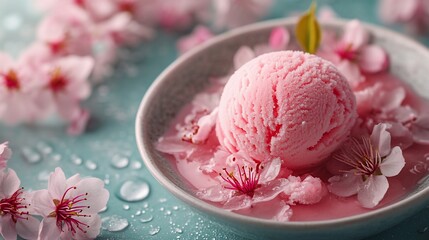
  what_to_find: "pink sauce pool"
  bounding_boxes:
[156,72,429,221]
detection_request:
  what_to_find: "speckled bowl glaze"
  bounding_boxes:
[136,18,429,240]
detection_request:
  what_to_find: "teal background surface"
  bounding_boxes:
[1,0,429,239]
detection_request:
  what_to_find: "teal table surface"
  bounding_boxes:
[1,0,429,239]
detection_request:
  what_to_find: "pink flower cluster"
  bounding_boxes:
[0,142,109,240]
[0,0,274,134]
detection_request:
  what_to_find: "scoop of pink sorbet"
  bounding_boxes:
[216,51,357,169]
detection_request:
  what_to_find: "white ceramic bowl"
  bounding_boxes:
[136,18,429,240]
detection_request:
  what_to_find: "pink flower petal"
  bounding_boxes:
[69,215,101,239]
[370,123,391,157]
[411,114,429,144]
[31,190,55,217]
[318,6,337,21]
[197,184,232,203]
[177,25,214,54]
[269,27,289,50]
[358,45,388,73]
[48,167,67,199]
[0,169,20,198]
[342,20,369,50]
[357,175,389,208]
[337,60,364,89]
[223,194,253,211]
[379,0,419,23]
[233,46,256,70]
[38,217,61,240]
[0,215,17,240]
[328,173,361,197]
[15,216,40,240]
[75,178,109,213]
[67,108,90,136]
[375,86,406,113]
[253,178,290,204]
[0,142,11,170]
[386,122,413,149]
[380,146,405,177]
[193,108,218,144]
[259,157,281,183]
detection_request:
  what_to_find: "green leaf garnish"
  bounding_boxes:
[295,2,321,54]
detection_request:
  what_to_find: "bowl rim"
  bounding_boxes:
[135,18,429,230]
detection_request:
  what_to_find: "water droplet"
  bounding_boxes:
[85,160,98,170]
[99,206,108,213]
[172,206,179,211]
[143,202,149,208]
[159,198,167,203]
[135,210,142,216]
[49,153,62,162]
[159,207,165,212]
[123,204,130,210]
[131,161,142,169]
[148,226,161,236]
[111,154,129,169]
[175,228,183,234]
[140,216,153,223]
[71,154,83,165]
[104,178,110,185]
[117,179,150,202]
[36,142,53,155]
[38,170,51,181]
[3,14,22,30]
[165,210,172,216]
[21,147,41,163]
[101,215,129,232]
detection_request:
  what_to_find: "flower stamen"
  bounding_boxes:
[48,186,91,235]
[219,163,263,197]
[0,187,29,223]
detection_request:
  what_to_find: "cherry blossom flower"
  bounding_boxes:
[233,27,290,69]
[0,53,43,124]
[96,12,154,46]
[0,169,40,240]
[177,25,214,54]
[155,0,210,30]
[213,0,273,29]
[354,81,429,147]
[319,20,388,88]
[198,157,323,215]
[379,0,429,33]
[37,4,94,56]
[39,56,94,124]
[328,123,405,208]
[32,167,109,240]
[0,142,11,170]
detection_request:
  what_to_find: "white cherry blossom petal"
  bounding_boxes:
[357,175,389,208]
[233,46,256,70]
[380,146,405,177]
[328,173,361,197]
[370,123,391,157]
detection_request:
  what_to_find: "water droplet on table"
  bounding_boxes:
[38,170,51,181]
[165,210,172,216]
[70,154,83,165]
[123,204,130,210]
[111,154,129,169]
[36,142,53,155]
[131,161,142,169]
[175,228,183,234]
[21,147,41,163]
[101,215,129,232]
[117,179,150,202]
[85,160,98,170]
[140,216,153,223]
[3,14,22,31]
[148,226,161,236]
[48,153,62,162]
[135,210,142,216]
[172,206,179,211]
[419,226,429,233]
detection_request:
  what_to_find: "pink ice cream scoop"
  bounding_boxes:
[216,51,357,169]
